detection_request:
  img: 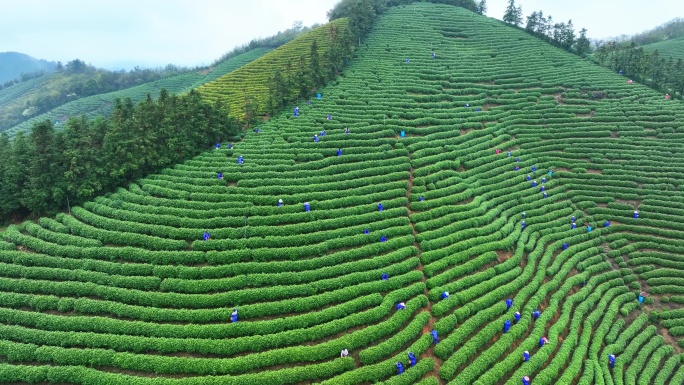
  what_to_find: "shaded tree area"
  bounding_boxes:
[594,43,684,99]
[501,1,590,57]
[0,89,238,223]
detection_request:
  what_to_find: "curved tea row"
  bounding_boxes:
[1,3,684,384]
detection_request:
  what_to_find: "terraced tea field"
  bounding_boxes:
[1,3,684,384]
[643,36,684,60]
[198,18,348,120]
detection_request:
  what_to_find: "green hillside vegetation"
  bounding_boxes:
[2,2,684,385]
[198,18,349,121]
[0,89,238,218]
[643,36,684,60]
[0,61,191,133]
[4,48,270,138]
[590,16,684,99]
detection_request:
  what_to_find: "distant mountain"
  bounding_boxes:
[0,52,57,84]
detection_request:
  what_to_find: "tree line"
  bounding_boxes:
[0,90,238,223]
[502,1,684,99]
[503,0,591,57]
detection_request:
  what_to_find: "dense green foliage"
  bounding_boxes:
[0,2,684,385]
[0,90,237,221]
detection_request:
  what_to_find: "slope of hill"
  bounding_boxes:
[2,3,684,385]
[3,48,270,137]
[0,52,57,84]
[198,18,348,120]
[642,36,684,60]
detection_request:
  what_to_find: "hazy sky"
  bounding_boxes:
[1,0,682,70]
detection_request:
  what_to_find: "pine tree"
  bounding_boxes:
[22,120,64,215]
[309,40,324,88]
[575,28,591,57]
[3,132,30,218]
[503,0,517,25]
[476,0,487,15]
[525,11,539,32]
[503,0,522,26]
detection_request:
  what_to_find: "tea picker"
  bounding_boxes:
[539,337,549,347]
[408,351,416,366]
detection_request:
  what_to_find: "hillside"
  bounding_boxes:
[198,18,348,120]
[0,63,197,134]
[643,36,684,60]
[2,3,684,385]
[0,52,56,84]
[3,48,270,137]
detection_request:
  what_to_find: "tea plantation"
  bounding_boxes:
[198,18,349,120]
[1,3,684,384]
[642,35,684,60]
